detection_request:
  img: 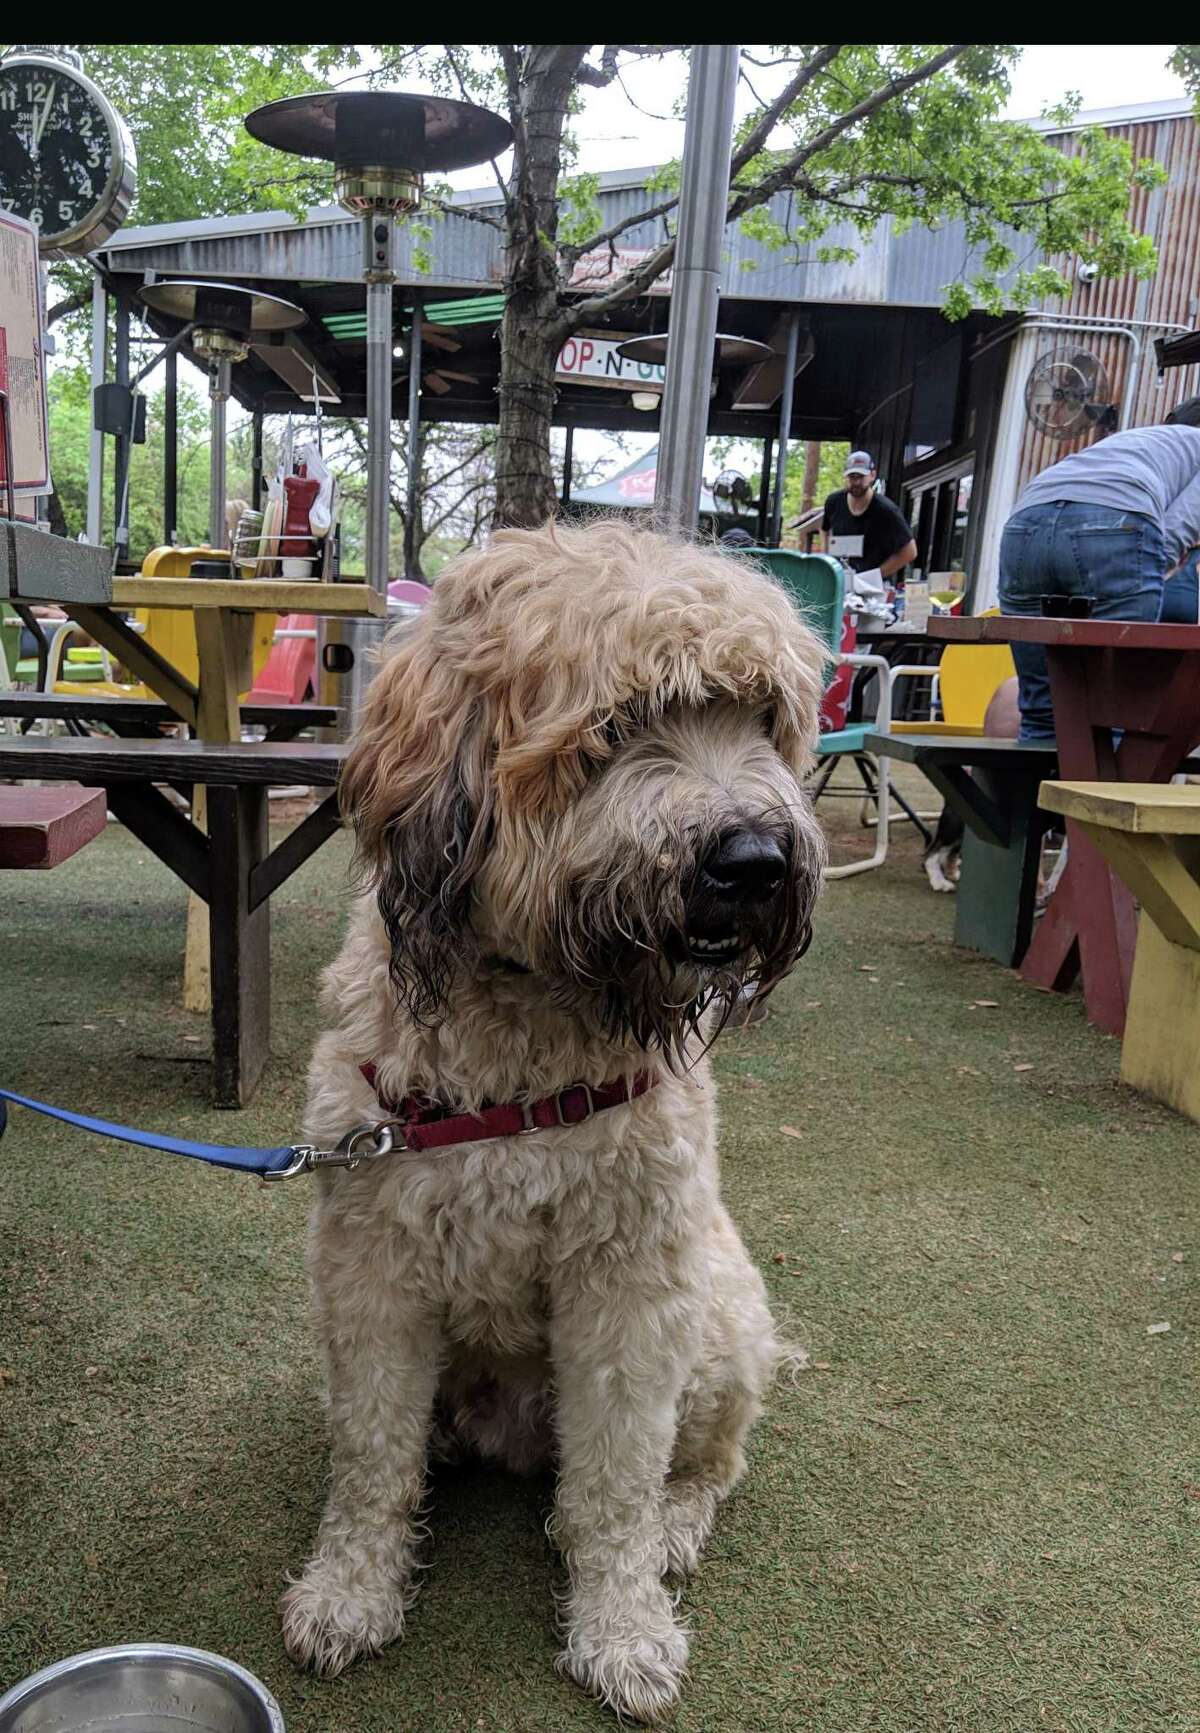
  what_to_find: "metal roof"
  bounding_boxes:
[88,103,1200,434]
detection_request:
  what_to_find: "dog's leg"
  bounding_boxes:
[663,1225,777,1577]
[281,1206,441,1679]
[551,1263,699,1724]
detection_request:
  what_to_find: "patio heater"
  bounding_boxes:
[617,334,773,523]
[139,280,306,550]
[616,333,773,370]
[243,91,513,600]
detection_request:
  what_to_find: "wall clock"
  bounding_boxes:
[0,46,136,255]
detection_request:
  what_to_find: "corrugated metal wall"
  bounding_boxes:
[1012,113,1200,492]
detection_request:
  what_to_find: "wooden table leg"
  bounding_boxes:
[206,784,270,1108]
[184,611,256,1014]
[954,770,1048,967]
[1020,647,1133,1035]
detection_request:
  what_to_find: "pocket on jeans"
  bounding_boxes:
[999,522,1046,605]
[1065,525,1158,604]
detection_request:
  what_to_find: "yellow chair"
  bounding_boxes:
[66,545,275,702]
[891,612,1016,737]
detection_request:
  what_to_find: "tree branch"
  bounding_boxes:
[729,45,844,178]
[425,195,505,230]
[562,46,970,335]
[559,191,680,266]
[47,290,91,327]
[443,44,512,211]
[575,46,620,88]
[561,233,678,329]
[726,44,969,224]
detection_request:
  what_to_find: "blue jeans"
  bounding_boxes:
[998,502,1166,741]
[1160,548,1200,624]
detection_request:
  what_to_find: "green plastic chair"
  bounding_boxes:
[739,548,894,879]
[0,603,111,689]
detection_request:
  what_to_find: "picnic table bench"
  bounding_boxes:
[873,727,1200,977]
[0,785,107,868]
[1040,781,1200,1121]
[0,736,347,1107]
[0,691,337,741]
[866,732,1058,965]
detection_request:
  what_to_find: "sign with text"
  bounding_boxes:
[568,247,673,294]
[555,332,666,394]
[0,210,49,495]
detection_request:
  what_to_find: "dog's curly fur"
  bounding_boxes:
[283,521,827,1721]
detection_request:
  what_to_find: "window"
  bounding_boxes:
[904,461,974,581]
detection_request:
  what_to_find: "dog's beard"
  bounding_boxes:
[543,825,822,1062]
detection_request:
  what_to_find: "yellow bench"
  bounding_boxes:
[1039,780,1200,1120]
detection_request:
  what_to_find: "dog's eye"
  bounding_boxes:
[761,706,777,737]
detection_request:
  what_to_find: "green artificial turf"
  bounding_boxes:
[1,803,1196,1732]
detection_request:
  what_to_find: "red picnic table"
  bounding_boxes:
[929,615,1200,1037]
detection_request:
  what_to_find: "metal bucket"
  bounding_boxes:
[0,1644,285,1733]
[316,605,423,742]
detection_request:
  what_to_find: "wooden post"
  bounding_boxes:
[206,784,271,1107]
[184,612,255,1014]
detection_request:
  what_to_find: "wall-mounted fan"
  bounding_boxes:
[1024,347,1117,440]
[712,470,755,513]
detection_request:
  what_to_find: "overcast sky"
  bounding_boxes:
[446,44,1188,188]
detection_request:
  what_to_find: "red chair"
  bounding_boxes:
[246,614,316,705]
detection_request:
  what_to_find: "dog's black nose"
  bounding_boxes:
[700,831,786,904]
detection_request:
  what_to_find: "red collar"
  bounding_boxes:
[358,1063,657,1153]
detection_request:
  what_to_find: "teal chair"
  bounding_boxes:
[0,602,112,690]
[739,549,895,879]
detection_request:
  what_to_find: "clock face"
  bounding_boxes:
[0,60,126,249]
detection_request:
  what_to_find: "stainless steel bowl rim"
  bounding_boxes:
[0,1643,286,1733]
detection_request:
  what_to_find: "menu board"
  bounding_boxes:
[0,210,50,496]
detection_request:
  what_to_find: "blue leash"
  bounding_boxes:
[0,1086,303,1177]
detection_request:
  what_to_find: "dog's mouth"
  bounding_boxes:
[681,924,746,966]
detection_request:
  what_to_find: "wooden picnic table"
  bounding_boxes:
[929,615,1200,1035]
[5,573,381,1103]
[0,735,347,1106]
[65,577,380,1021]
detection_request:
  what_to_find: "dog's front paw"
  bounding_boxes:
[558,1584,689,1723]
[281,1559,412,1678]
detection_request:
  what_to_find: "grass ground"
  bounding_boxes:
[1,791,1197,1732]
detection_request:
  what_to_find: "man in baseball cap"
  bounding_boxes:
[821,451,917,599]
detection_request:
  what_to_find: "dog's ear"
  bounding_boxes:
[339,622,492,1022]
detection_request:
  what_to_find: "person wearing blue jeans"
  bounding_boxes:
[998,400,1200,741]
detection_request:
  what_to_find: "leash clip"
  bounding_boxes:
[263,1120,407,1182]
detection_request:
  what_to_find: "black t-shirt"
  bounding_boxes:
[821,490,914,573]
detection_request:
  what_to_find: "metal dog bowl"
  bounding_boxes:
[0,1644,285,1733]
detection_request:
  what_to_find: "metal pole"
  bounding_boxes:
[164,344,178,544]
[208,358,229,550]
[113,287,131,557]
[770,310,802,547]
[653,44,740,530]
[561,424,574,506]
[251,408,264,511]
[363,211,395,595]
[403,293,422,578]
[86,274,106,545]
[757,434,773,544]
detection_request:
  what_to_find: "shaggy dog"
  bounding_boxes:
[283,521,827,1721]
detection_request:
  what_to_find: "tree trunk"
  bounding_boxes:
[801,441,821,514]
[493,303,561,528]
[492,47,588,529]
